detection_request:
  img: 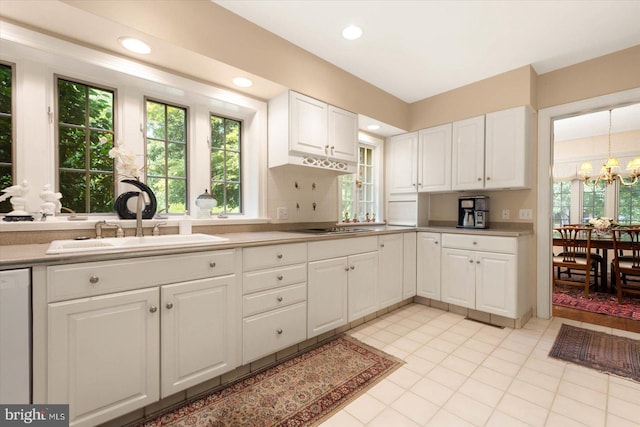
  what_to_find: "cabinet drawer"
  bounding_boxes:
[243,283,306,317]
[243,264,307,294]
[243,302,307,363]
[308,236,378,261]
[442,234,517,254]
[47,250,236,302]
[243,243,307,271]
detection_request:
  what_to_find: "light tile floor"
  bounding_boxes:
[320,303,640,427]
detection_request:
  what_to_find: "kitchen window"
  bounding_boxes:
[340,135,382,222]
[210,114,242,214]
[582,180,606,221]
[56,77,115,214]
[145,99,188,214]
[0,62,13,213]
[552,180,572,227]
[617,183,640,225]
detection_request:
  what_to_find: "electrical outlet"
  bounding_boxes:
[519,209,533,220]
[502,209,510,220]
[277,207,288,220]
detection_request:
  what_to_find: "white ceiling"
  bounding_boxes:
[554,103,640,142]
[214,0,640,103]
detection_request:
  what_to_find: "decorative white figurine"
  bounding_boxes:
[39,184,62,216]
[0,179,30,216]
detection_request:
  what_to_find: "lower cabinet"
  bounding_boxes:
[46,250,240,427]
[440,233,528,318]
[378,234,403,308]
[417,232,441,300]
[348,251,379,321]
[403,232,417,300]
[308,257,349,337]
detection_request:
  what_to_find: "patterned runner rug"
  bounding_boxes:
[553,285,640,320]
[549,324,640,382]
[140,335,403,426]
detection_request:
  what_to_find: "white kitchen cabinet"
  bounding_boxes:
[416,232,441,300]
[403,232,417,299]
[308,257,349,337]
[386,132,418,194]
[46,250,240,427]
[378,233,403,308]
[48,287,160,427]
[161,275,239,397]
[451,115,485,190]
[484,106,533,189]
[441,233,529,319]
[242,243,307,363]
[308,237,378,336]
[268,91,357,172]
[418,124,452,192]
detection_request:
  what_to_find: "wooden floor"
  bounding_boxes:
[553,305,640,333]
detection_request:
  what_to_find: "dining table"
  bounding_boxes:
[553,231,636,292]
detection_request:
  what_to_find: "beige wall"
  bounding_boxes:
[63,0,410,130]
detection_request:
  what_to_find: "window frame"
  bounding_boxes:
[54,74,117,214]
[0,60,15,214]
[144,96,190,214]
[209,113,243,215]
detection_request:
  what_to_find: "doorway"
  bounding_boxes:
[536,88,640,330]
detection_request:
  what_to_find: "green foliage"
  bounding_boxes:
[582,181,606,221]
[618,184,640,225]
[210,115,242,214]
[0,64,11,114]
[0,65,12,214]
[552,181,572,227]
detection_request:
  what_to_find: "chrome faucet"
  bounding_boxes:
[136,191,144,237]
[95,220,124,238]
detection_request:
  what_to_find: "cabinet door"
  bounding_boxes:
[475,251,517,317]
[48,288,159,427]
[416,232,441,300]
[289,91,328,156]
[485,106,531,189]
[386,132,418,194]
[403,232,417,299]
[441,248,475,308]
[377,234,403,309]
[348,251,379,321]
[161,275,239,397]
[418,124,452,192]
[452,116,485,190]
[328,105,358,162]
[308,258,348,337]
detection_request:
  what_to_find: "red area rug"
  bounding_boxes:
[138,335,403,426]
[553,285,640,321]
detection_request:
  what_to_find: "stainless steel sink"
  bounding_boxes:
[46,233,228,254]
[291,227,374,235]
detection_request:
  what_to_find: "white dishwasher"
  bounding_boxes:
[0,268,31,403]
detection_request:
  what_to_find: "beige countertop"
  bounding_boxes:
[0,225,532,270]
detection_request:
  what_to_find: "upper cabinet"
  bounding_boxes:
[452,106,533,190]
[386,132,418,194]
[418,123,453,192]
[269,91,358,174]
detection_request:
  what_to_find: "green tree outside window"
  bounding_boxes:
[618,183,640,225]
[0,63,13,213]
[57,78,114,214]
[210,115,241,214]
[552,181,572,227]
[582,180,606,222]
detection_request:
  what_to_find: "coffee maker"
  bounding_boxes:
[457,196,489,229]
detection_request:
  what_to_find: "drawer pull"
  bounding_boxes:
[277,274,284,280]
[350,265,355,270]
[276,253,283,259]
[277,296,283,302]
[380,243,385,248]
[166,302,174,309]
[344,267,350,271]
[473,241,477,245]
[89,276,99,284]
[149,306,158,313]
[435,241,439,245]
[476,261,480,264]
[276,329,283,335]
[210,261,216,268]
[469,259,474,263]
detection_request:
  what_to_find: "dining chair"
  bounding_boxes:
[555,224,603,290]
[611,227,640,303]
[553,226,596,296]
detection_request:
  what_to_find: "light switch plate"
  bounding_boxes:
[502,209,510,220]
[277,207,288,220]
[519,209,533,220]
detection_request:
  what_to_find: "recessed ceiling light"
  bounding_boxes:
[119,37,151,54]
[232,77,253,88]
[342,25,363,41]
[367,124,381,131]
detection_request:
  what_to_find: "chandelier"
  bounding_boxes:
[579,109,640,188]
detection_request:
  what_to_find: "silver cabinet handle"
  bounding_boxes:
[476,261,480,264]
[89,276,99,284]
[277,253,283,259]
[486,177,491,181]
[380,243,385,248]
[435,241,439,245]
[166,302,174,309]
[350,265,355,270]
[473,241,477,245]
[468,259,474,263]
[209,261,216,268]
[149,306,158,313]
[477,177,482,181]
[277,296,283,302]
[276,329,283,335]
[344,267,350,271]
[277,274,283,280]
